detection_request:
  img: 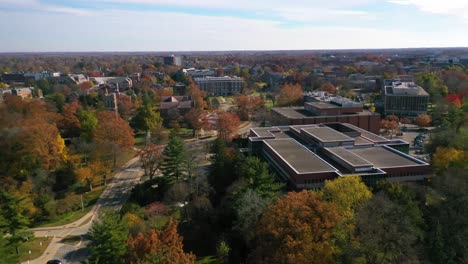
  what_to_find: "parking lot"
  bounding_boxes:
[385,124,432,162]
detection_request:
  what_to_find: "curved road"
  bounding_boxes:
[24,157,144,264]
[24,122,252,264]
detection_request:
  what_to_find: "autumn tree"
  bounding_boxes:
[188,83,207,110]
[184,108,209,137]
[139,144,164,179]
[276,83,303,106]
[235,95,265,121]
[58,101,82,138]
[380,119,399,138]
[127,219,195,264]
[216,112,240,142]
[414,114,431,127]
[321,82,337,94]
[432,147,465,174]
[321,177,372,261]
[252,191,342,264]
[95,111,135,166]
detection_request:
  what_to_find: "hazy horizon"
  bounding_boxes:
[1,0,468,52]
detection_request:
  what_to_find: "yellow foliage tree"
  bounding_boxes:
[432,147,464,173]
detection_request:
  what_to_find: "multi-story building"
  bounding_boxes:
[249,123,431,189]
[272,92,381,134]
[194,76,243,96]
[160,96,194,125]
[383,79,429,117]
[163,55,182,66]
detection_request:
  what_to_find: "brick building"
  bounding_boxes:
[249,123,431,189]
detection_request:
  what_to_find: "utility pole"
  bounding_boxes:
[81,194,84,211]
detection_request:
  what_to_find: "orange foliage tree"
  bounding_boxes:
[127,219,195,264]
[184,108,210,135]
[276,83,303,107]
[216,112,240,142]
[235,95,265,121]
[414,114,431,127]
[252,191,342,264]
[95,111,134,166]
[139,143,164,179]
[188,83,207,110]
[321,82,337,94]
[58,101,82,138]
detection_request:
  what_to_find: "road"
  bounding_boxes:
[24,122,252,264]
[24,157,144,264]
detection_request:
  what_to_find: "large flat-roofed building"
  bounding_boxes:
[383,79,429,117]
[272,92,380,134]
[194,76,243,96]
[249,123,431,189]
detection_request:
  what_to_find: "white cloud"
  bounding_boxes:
[1,9,466,52]
[388,0,468,21]
[0,0,93,15]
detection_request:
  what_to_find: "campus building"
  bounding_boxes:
[163,55,182,66]
[272,92,381,134]
[249,123,431,189]
[194,76,243,96]
[383,79,429,117]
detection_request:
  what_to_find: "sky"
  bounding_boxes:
[0,0,467,52]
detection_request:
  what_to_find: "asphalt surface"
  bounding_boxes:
[24,157,144,264]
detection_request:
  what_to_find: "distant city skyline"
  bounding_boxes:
[1,0,467,52]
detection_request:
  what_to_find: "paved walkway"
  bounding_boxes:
[23,157,143,264]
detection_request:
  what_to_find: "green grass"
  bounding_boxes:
[34,187,104,228]
[19,237,51,262]
[134,134,147,146]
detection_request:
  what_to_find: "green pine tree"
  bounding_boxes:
[238,156,284,199]
[88,210,128,264]
[161,132,186,183]
[0,192,31,259]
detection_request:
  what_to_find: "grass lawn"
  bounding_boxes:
[134,134,147,146]
[19,237,51,262]
[34,187,104,228]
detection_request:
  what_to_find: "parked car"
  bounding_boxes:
[47,260,63,264]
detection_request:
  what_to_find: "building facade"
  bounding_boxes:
[194,76,243,96]
[383,79,429,117]
[272,92,381,134]
[249,123,431,189]
[163,55,182,66]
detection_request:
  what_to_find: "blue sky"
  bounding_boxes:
[0,0,467,52]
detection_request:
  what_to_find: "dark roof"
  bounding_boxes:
[349,146,420,168]
[300,126,354,143]
[264,139,336,174]
[324,147,373,167]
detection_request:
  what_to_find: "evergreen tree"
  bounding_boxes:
[238,157,283,199]
[161,132,186,183]
[88,211,128,264]
[0,192,31,257]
